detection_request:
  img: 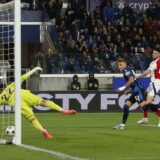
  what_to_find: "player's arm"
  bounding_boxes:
[137,61,155,79]
[136,69,151,79]
[7,67,42,87]
[124,88,132,94]
[21,67,43,83]
[116,77,134,92]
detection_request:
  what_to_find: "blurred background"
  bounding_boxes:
[0,0,159,91]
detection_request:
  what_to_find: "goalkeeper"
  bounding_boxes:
[0,67,76,139]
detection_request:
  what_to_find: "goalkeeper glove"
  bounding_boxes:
[34,67,43,72]
[28,67,43,76]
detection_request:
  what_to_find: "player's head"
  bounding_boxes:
[117,58,127,71]
[152,48,160,60]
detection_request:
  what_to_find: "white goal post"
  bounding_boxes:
[0,0,21,145]
[14,0,21,145]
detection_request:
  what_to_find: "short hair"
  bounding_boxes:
[117,58,127,64]
[154,47,160,53]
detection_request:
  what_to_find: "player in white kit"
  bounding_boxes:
[137,48,160,126]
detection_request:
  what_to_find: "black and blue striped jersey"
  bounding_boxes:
[123,66,144,94]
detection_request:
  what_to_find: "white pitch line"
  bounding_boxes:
[20,144,88,160]
[18,144,159,160]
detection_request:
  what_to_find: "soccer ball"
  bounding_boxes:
[6,126,15,136]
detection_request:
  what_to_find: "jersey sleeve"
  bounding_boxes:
[20,73,30,83]
[124,68,134,78]
[5,73,30,89]
[0,73,31,105]
[148,61,156,72]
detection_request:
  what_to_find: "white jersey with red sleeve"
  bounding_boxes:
[147,58,160,97]
[148,58,160,82]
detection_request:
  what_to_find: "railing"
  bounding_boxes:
[42,23,55,51]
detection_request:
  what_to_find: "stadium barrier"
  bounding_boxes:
[1,91,159,113]
[30,74,150,91]
[31,74,124,91]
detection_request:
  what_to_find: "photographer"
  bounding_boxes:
[71,74,81,90]
[32,51,46,72]
[87,73,99,90]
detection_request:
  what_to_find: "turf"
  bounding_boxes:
[1,112,160,160]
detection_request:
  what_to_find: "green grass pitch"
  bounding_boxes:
[1,112,160,160]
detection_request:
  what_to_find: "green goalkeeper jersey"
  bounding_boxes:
[0,73,30,105]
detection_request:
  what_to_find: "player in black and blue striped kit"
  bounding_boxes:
[113,58,145,130]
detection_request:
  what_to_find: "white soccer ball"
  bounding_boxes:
[6,126,15,136]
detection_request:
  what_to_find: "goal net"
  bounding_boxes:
[0,1,21,144]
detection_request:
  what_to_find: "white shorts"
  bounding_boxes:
[147,82,160,97]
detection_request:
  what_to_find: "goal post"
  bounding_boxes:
[0,0,21,145]
[14,0,21,145]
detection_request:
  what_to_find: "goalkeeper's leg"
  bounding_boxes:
[40,99,76,115]
[22,104,53,139]
[24,91,76,115]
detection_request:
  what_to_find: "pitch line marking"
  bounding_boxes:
[20,144,88,160]
[19,144,160,160]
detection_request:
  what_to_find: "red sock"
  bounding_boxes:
[155,110,160,117]
[144,111,148,118]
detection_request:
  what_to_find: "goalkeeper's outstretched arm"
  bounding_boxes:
[21,67,42,83]
[7,67,42,88]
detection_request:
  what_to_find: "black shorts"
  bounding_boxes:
[128,91,145,104]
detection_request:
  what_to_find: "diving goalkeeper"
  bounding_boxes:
[0,67,76,139]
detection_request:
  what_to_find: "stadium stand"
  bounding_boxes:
[44,0,160,74]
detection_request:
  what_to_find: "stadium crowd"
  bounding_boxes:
[4,0,159,74]
[34,0,160,74]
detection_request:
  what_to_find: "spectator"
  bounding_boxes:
[46,49,62,74]
[65,3,76,26]
[71,74,81,90]
[94,60,105,73]
[87,73,99,90]
[114,3,122,19]
[132,53,145,71]
[76,6,88,29]
[46,0,57,25]
[32,51,46,73]
[83,55,94,73]
[103,2,115,21]
[64,56,76,73]
[46,0,62,25]
[122,2,133,19]
[154,1,160,20]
